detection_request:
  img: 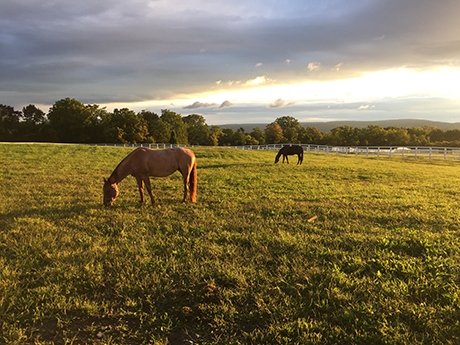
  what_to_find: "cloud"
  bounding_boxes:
[267,99,297,108]
[308,62,321,71]
[1,0,460,122]
[245,76,272,86]
[333,63,343,71]
[182,101,216,110]
[216,100,233,109]
[358,105,375,110]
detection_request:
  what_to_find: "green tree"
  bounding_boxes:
[22,104,45,125]
[219,128,235,146]
[407,126,434,146]
[233,129,247,146]
[183,114,210,145]
[0,104,22,141]
[139,110,170,143]
[282,127,298,143]
[19,105,47,141]
[208,125,223,146]
[265,122,284,144]
[250,127,266,145]
[330,126,360,146]
[276,116,301,143]
[385,127,410,146]
[245,134,259,145]
[160,109,188,144]
[103,108,148,143]
[47,98,99,143]
[359,125,387,146]
[444,129,460,142]
[298,126,322,144]
[429,127,445,143]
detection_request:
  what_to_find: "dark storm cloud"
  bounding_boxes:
[1,0,459,114]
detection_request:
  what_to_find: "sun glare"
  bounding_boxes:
[191,67,460,105]
[105,67,460,112]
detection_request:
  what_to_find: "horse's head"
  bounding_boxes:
[103,178,119,206]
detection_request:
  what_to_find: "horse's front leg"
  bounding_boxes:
[135,176,145,203]
[285,155,289,164]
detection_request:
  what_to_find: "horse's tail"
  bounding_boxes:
[189,159,197,202]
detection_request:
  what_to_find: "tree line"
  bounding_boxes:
[2,98,460,147]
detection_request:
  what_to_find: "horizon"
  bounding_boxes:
[2,1,460,125]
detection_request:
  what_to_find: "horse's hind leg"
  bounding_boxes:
[181,172,190,203]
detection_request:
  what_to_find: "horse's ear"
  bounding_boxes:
[103,177,107,183]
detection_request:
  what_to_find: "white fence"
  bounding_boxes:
[89,143,460,161]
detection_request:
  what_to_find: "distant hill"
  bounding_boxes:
[218,119,460,133]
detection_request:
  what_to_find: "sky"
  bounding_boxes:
[1,0,460,125]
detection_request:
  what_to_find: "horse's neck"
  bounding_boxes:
[109,162,130,184]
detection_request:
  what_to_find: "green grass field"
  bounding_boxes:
[1,143,460,344]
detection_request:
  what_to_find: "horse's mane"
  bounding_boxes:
[109,148,142,182]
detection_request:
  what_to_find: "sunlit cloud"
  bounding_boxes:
[255,62,263,67]
[358,105,375,110]
[308,62,321,71]
[245,76,272,86]
[333,63,343,71]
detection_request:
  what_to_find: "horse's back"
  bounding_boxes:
[139,147,195,177]
[282,145,303,154]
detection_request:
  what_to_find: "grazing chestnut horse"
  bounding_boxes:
[274,145,304,165]
[103,147,197,206]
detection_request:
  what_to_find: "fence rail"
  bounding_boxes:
[87,143,460,161]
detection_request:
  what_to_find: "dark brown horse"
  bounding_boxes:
[103,147,197,206]
[274,145,304,165]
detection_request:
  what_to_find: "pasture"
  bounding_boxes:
[1,143,460,344]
